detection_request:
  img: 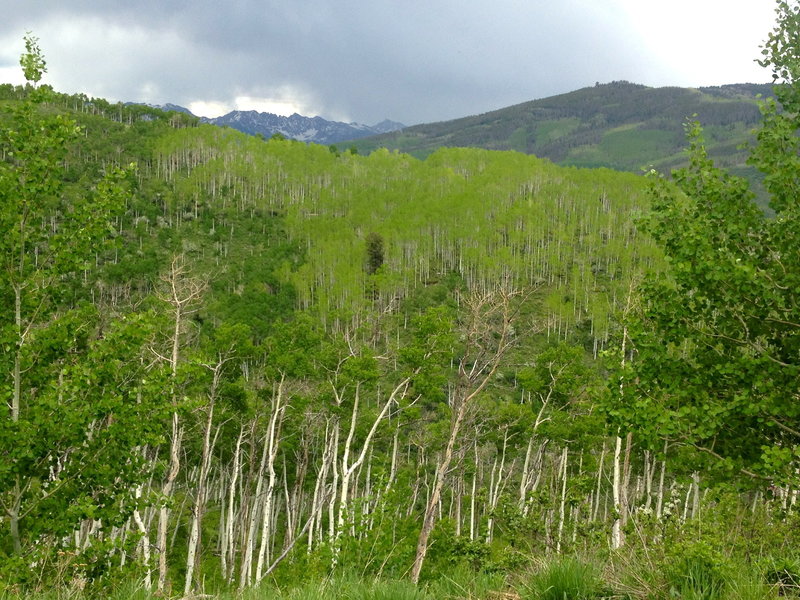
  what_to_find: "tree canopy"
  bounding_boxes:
[609,0,800,485]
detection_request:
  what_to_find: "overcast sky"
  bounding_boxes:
[0,1,778,126]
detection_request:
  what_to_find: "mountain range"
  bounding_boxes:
[135,102,405,145]
[201,112,405,145]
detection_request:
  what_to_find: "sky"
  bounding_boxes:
[0,1,778,126]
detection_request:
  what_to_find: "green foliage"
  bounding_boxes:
[6,13,800,597]
[19,34,46,85]
[664,542,730,600]
[607,0,800,486]
[364,232,385,276]
[762,556,800,596]
[0,36,158,588]
[520,557,608,600]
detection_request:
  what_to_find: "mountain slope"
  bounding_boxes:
[349,81,772,175]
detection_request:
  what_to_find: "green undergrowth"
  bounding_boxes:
[6,548,797,600]
[0,568,506,600]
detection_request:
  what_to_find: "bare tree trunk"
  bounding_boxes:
[486,431,512,544]
[156,256,205,594]
[328,422,340,546]
[410,392,469,583]
[655,442,667,520]
[157,414,183,593]
[133,480,153,590]
[308,420,334,554]
[223,424,245,581]
[240,421,271,589]
[255,377,287,582]
[336,378,410,549]
[184,355,226,596]
[593,439,606,521]
[611,433,624,549]
[410,288,518,583]
[9,286,23,554]
[470,442,478,540]
[556,446,569,554]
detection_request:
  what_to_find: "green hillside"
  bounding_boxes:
[349,81,772,176]
[2,32,799,598]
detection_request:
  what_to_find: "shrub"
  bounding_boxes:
[664,542,729,600]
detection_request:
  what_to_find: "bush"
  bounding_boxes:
[762,556,800,597]
[664,542,729,600]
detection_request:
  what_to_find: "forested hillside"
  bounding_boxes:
[350,82,771,178]
[1,11,800,599]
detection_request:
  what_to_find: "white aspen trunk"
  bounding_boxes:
[611,315,631,550]
[572,502,582,545]
[486,432,510,544]
[239,422,271,589]
[282,458,294,545]
[336,378,411,547]
[519,438,535,511]
[556,446,569,554]
[156,256,205,594]
[593,439,606,521]
[486,455,499,543]
[224,424,245,581]
[387,425,400,491]
[336,384,361,540]
[643,450,653,511]
[690,472,700,519]
[523,441,548,518]
[255,378,286,582]
[185,362,224,597]
[308,421,333,554]
[470,442,478,540]
[611,433,624,549]
[286,439,308,547]
[621,432,633,528]
[328,422,340,545]
[132,484,152,590]
[156,415,183,594]
[454,476,462,537]
[682,482,692,522]
[219,485,228,580]
[361,450,373,535]
[656,446,667,520]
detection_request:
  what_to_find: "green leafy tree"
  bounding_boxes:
[365,232,385,276]
[608,1,800,485]
[0,35,152,584]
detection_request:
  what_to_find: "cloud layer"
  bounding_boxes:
[0,1,775,125]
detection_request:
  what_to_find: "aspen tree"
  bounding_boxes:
[410,288,518,583]
[153,255,206,593]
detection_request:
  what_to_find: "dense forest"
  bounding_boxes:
[1,3,800,599]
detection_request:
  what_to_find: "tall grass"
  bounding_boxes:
[519,556,608,600]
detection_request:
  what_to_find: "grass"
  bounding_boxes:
[3,550,794,600]
[519,557,608,600]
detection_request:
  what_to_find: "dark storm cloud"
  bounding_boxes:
[0,1,719,124]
